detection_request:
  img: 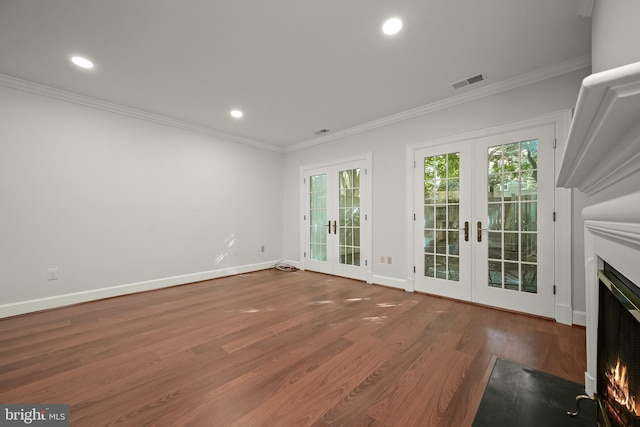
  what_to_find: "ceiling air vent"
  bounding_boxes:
[451,73,485,90]
[313,128,331,135]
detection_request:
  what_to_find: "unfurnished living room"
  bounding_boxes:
[2,1,640,426]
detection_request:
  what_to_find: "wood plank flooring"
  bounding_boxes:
[0,269,586,426]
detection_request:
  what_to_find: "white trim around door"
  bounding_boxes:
[299,152,373,283]
[405,111,573,324]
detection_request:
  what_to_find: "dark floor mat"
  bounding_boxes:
[472,358,596,427]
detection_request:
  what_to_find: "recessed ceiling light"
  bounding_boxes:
[71,56,94,69]
[382,17,403,35]
[230,109,243,118]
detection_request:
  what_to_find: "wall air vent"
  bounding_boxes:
[466,74,485,84]
[451,79,468,89]
[313,128,331,135]
[451,73,485,89]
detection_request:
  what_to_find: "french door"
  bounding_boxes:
[414,125,555,318]
[303,159,368,281]
[414,141,473,301]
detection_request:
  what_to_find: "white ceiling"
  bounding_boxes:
[0,0,592,151]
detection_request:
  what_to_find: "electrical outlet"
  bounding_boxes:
[387,256,393,264]
[47,268,59,281]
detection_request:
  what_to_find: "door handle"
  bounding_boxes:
[333,220,337,234]
[464,221,469,242]
[327,220,332,234]
[477,221,482,242]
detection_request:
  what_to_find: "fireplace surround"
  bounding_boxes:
[557,60,640,425]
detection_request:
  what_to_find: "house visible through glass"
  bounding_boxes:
[487,139,538,293]
[423,152,460,281]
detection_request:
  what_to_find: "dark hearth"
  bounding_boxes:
[473,358,595,427]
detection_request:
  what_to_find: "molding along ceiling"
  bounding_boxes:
[1,54,590,154]
[0,1,593,149]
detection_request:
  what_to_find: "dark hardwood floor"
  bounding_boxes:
[0,269,586,426]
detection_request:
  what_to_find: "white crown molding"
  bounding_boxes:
[557,61,640,195]
[0,73,285,153]
[285,54,592,153]
[1,54,591,154]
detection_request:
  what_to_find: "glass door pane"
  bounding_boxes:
[474,124,555,318]
[303,159,368,282]
[338,168,361,266]
[486,139,538,293]
[423,153,460,281]
[309,173,327,261]
[415,142,471,301]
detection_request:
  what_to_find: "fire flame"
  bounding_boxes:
[605,357,640,416]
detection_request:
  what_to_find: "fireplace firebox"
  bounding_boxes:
[597,263,640,427]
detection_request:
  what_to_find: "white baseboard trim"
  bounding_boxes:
[555,303,574,325]
[372,275,408,291]
[585,372,596,396]
[572,309,587,327]
[0,261,278,319]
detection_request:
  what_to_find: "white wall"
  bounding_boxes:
[0,68,592,320]
[0,85,283,317]
[283,68,591,315]
[592,0,640,73]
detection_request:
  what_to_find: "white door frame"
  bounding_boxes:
[299,152,373,283]
[405,111,573,324]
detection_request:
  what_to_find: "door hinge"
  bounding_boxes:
[413,213,416,221]
[304,251,307,258]
[553,138,557,149]
[303,177,306,184]
[304,214,306,220]
[553,285,556,295]
[553,212,556,222]
[365,259,368,266]
[365,214,368,220]
[365,168,368,175]
[413,160,416,168]
[413,266,416,273]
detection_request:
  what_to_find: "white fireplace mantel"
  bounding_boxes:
[557,61,640,397]
[557,61,640,196]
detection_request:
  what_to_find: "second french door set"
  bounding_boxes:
[302,156,370,282]
[413,124,556,318]
[300,122,562,319]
